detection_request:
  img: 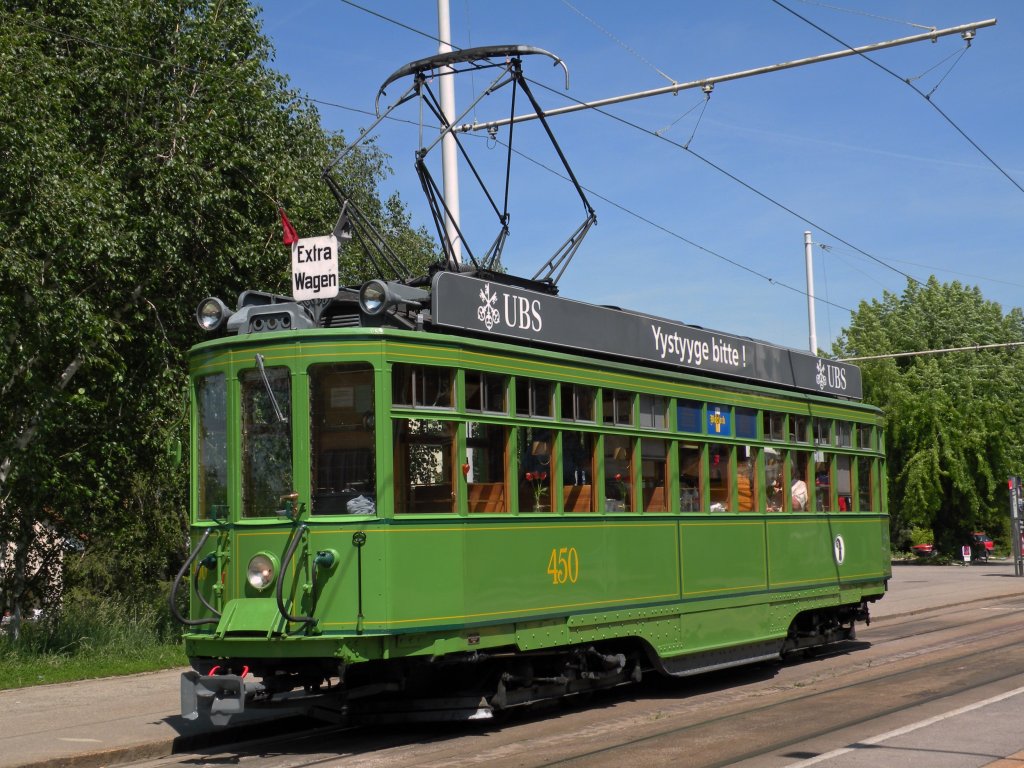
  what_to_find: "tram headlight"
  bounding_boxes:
[196,297,233,332]
[246,552,278,591]
[358,280,388,315]
[358,280,430,316]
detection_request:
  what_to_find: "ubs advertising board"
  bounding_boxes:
[431,272,861,400]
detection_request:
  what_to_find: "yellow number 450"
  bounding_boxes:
[546,547,579,584]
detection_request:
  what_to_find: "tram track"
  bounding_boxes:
[122,593,1024,768]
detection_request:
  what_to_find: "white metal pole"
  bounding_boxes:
[805,231,817,355]
[437,0,462,265]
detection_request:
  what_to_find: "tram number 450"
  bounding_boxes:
[547,547,580,585]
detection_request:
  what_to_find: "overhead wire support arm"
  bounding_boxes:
[455,19,997,134]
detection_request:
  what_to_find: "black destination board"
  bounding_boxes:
[431,272,862,400]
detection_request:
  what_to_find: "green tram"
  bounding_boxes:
[175,269,889,724]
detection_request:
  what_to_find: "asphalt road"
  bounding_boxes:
[2,560,1022,768]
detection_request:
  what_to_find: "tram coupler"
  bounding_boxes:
[180,668,263,726]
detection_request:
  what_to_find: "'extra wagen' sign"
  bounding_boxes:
[430,272,861,399]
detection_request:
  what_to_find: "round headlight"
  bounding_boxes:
[247,553,277,591]
[359,280,388,315]
[196,297,232,332]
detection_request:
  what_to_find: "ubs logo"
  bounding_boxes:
[475,282,543,333]
[816,359,848,392]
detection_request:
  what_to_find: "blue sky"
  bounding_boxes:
[257,1,1024,354]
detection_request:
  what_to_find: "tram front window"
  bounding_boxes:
[196,373,227,520]
[240,367,293,518]
[310,363,376,515]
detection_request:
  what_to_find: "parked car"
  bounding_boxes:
[911,543,935,557]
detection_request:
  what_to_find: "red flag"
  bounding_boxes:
[279,207,299,246]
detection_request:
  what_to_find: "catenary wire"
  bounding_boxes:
[771,0,1024,196]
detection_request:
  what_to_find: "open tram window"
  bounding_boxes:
[392,364,453,409]
[562,431,595,512]
[196,374,227,521]
[790,414,809,444]
[515,377,553,419]
[857,456,874,511]
[639,394,668,430]
[466,371,508,414]
[708,443,733,512]
[814,418,831,446]
[562,384,596,423]
[604,435,633,512]
[815,452,833,512]
[394,419,456,513]
[835,421,852,448]
[737,446,759,513]
[765,448,784,511]
[763,411,784,442]
[679,443,703,512]
[836,455,852,512]
[603,389,633,427]
[466,422,508,513]
[789,451,811,512]
[240,366,292,518]
[641,438,668,512]
[310,363,376,515]
[518,426,553,512]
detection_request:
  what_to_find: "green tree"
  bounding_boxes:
[0,0,436,631]
[834,277,1024,554]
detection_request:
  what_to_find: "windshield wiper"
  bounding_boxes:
[255,354,287,423]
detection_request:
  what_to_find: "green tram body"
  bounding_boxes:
[178,276,889,723]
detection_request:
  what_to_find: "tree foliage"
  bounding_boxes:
[834,277,1024,553]
[0,0,436,624]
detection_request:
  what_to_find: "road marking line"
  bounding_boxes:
[783,684,1024,767]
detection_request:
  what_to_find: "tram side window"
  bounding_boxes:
[604,435,633,511]
[765,449,784,511]
[467,422,508,513]
[737,446,759,512]
[392,364,453,409]
[466,372,508,414]
[790,414,809,444]
[394,419,455,513]
[763,411,784,442]
[708,443,733,511]
[815,453,833,512]
[516,377,554,418]
[240,367,292,518]
[858,425,875,450]
[641,438,669,512]
[679,443,703,512]
[519,426,553,511]
[835,421,852,448]
[562,431,595,512]
[562,384,596,422]
[309,363,376,516]
[836,455,852,512]
[857,456,874,511]
[677,400,702,433]
[603,389,634,426]
[196,374,227,520]
[736,408,757,439]
[639,394,668,430]
[814,418,831,446]
[790,451,811,511]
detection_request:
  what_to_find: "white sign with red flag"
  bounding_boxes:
[291,235,339,301]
